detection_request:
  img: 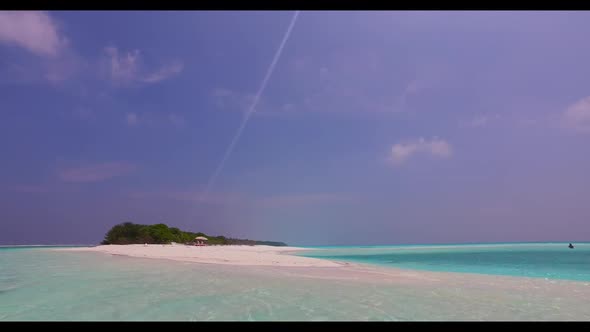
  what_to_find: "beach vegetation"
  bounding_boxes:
[100,222,287,246]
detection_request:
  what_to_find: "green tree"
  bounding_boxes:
[101,222,287,246]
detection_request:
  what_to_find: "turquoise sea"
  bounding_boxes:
[1,243,590,321]
[298,242,590,282]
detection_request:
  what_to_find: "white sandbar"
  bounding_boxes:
[58,244,342,267]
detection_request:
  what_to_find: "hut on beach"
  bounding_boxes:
[195,236,208,246]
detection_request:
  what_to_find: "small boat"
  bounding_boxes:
[568,243,574,249]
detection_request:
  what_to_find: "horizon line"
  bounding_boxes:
[2,240,590,248]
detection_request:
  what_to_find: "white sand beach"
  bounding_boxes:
[58,244,342,267]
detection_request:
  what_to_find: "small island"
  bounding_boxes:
[101,222,288,247]
[57,222,339,267]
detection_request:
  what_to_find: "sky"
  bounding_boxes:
[1,11,590,246]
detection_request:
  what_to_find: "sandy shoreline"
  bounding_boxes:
[55,244,590,287]
[56,244,344,267]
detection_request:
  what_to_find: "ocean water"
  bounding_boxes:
[298,243,590,281]
[1,245,590,321]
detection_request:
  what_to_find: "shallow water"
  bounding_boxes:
[1,246,589,321]
[299,243,590,281]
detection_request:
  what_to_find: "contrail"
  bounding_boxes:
[198,11,300,204]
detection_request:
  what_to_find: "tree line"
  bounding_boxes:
[101,222,287,246]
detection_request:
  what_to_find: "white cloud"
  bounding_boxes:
[103,46,141,85]
[126,113,138,126]
[0,15,181,87]
[102,46,183,86]
[563,96,590,132]
[390,137,452,165]
[141,61,184,83]
[58,162,136,183]
[0,12,88,85]
[0,11,67,57]
[0,11,81,84]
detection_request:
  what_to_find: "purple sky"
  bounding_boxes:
[1,11,590,246]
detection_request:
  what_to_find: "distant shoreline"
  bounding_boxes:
[4,240,589,248]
